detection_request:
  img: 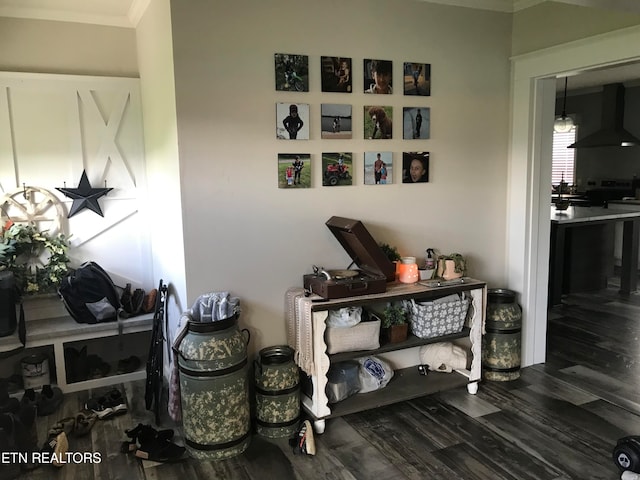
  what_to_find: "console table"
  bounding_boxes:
[287,279,486,433]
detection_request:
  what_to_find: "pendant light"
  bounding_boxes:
[554,77,574,133]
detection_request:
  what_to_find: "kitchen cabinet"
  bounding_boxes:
[287,279,486,433]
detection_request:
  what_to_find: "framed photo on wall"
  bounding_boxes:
[364,151,392,185]
[278,153,311,188]
[403,107,430,139]
[402,152,429,183]
[321,104,352,139]
[276,103,310,140]
[364,106,392,139]
[274,53,309,92]
[364,59,393,94]
[403,62,431,96]
[322,152,353,186]
[321,56,352,93]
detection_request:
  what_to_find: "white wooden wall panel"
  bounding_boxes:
[0,72,152,290]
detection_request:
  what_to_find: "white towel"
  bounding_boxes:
[285,288,315,375]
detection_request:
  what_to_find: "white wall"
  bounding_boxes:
[169,0,512,354]
[136,0,187,350]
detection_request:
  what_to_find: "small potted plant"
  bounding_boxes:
[381,302,409,344]
[379,243,401,280]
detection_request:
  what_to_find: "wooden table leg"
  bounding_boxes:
[620,218,639,295]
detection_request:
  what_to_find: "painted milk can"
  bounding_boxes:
[175,314,251,460]
[254,345,300,438]
[482,288,522,381]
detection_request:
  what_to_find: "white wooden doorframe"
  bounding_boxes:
[508,25,640,367]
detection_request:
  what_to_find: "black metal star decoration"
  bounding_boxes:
[56,170,112,218]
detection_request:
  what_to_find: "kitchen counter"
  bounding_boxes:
[549,206,640,306]
[609,199,640,206]
[551,206,640,224]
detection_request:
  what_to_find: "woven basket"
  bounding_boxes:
[325,318,381,354]
[404,294,469,340]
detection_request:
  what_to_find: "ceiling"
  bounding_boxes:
[1,0,640,28]
[0,0,639,91]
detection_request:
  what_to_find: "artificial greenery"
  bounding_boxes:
[379,242,401,262]
[381,302,409,328]
[0,221,70,296]
[438,253,467,273]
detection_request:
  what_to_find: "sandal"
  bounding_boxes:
[74,410,97,436]
[41,431,68,467]
[47,416,75,438]
[134,437,187,463]
[123,423,185,462]
[126,423,174,442]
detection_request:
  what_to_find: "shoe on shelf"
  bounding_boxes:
[117,356,141,375]
[289,420,316,456]
[37,385,63,417]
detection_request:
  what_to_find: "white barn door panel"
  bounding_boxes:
[0,72,152,290]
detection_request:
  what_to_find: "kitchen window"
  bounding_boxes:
[552,125,577,185]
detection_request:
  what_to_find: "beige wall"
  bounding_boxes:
[169,0,512,352]
[0,17,138,77]
[136,0,188,345]
[512,2,640,56]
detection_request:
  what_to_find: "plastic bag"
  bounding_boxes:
[356,356,394,393]
[327,306,362,328]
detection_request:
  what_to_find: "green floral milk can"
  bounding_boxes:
[482,289,522,381]
[175,314,251,459]
[254,345,300,438]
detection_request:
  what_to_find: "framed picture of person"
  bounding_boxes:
[278,153,311,188]
[364,106,392,139]
[403,62,431,96]
[321,56,352,93]
[322,152,353,186]
[364,59,393,94]
[403,107,430,139]
[274,53,309,92]
[276,103,310,140]
[402,152,429,183]
[321,104,352,139]
[364,151,393,185]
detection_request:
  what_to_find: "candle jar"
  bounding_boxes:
[398,257,419,284]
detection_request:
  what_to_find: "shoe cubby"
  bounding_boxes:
[0,310,155,393]
[63,330,151,391]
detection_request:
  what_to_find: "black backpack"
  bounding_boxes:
[58,262,120,324]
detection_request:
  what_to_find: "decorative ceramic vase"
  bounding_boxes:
[437,259,463,281]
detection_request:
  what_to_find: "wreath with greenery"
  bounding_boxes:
[0,221,70,296]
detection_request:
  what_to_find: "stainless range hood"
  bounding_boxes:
[569,83,640,148]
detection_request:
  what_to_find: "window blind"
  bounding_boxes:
[552,126,577,186]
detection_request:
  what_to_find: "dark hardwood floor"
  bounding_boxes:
[17,284,640,479]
